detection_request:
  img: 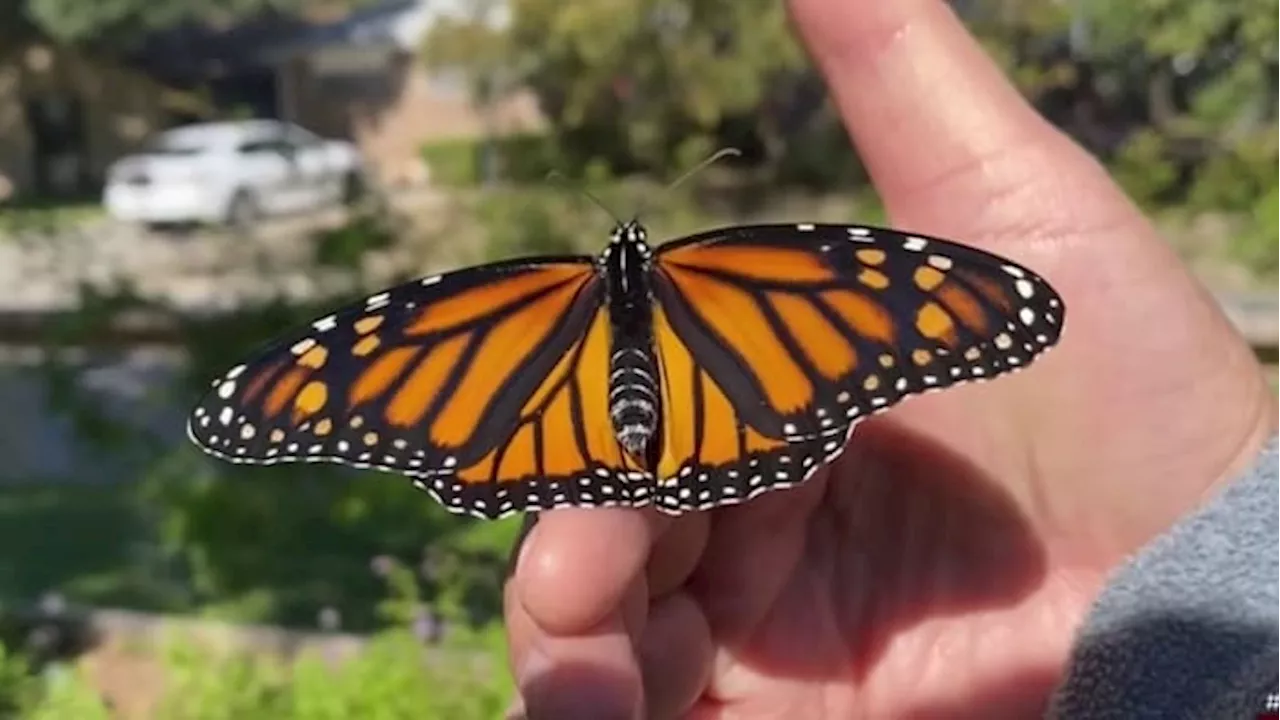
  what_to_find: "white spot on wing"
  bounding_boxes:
[903,236,928,252]
[797,223,815,231]
[1015,279,1035,299]
[313,315,338,332]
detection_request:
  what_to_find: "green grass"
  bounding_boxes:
[0,200,104,236]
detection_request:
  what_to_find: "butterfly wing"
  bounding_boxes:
[187,257,645,519]
[649,223,1065,512]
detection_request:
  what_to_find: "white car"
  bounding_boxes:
[103,119,366,228]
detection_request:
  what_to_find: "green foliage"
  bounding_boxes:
[0,202,103,238]
[0,623,510,719]
[1186,128,1279,214]
[1229,184,1279,277]
[771,104,868,190]
[473,187,591,260]
[501,0,805,171]
[1110,128,1181,208]
[11,0,365,45]
[312,211,395,268]
[0,644,39,717]
[0,551,513,719]
[146,623,510,720]
[420,140,483,188]
[139,445,519,629]
[20,666,111,720]
[420,135,559,187]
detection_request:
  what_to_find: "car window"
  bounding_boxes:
[237,134,292,155]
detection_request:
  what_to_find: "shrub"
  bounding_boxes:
[1230,183,1279,277]
[1109,129,1181,209]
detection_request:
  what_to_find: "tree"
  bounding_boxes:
[500,0,809,174]
[1081,0,1277,128]
[5,0,356,47]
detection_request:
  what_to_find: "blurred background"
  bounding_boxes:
[0,0,1274,716]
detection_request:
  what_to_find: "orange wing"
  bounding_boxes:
[650,306,840,513]
[187,259,643,519]
[649,223,1064,510]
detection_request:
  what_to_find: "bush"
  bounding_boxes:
[1110,129,1181,209]
[1230,183,1279,277]
[312,211,395,269]
[1187,129,1279,215]
[0,626,511,720]
[0,549,514,719]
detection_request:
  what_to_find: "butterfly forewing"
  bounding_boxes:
[648,223,1064,511]
[186,257,649,519]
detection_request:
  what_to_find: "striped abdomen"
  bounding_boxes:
[609,345,659,454]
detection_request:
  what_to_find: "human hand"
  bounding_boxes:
[502,1,1277,717]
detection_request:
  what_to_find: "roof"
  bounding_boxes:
[126,12,314,81]
[124,0,505,81]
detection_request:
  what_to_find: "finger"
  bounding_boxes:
[521,614,645,720]
[505,574,649,720]
[515,507,669,635]
[638,592,714,718]
[788,0,1134,233]
[688,472,827,643]
[647,512,710,598]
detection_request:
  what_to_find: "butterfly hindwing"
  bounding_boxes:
[649,305,839,513]
[445,305,651,517]
[649,223,1064,503]
[186,257,644,519]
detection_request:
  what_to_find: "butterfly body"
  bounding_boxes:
[601,222,661,457]
[188,220,1065,520]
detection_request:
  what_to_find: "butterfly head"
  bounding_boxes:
[610,219,649,247]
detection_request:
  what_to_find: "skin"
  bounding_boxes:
[501,1,1279,717]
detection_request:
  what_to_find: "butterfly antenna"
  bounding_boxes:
[634,147,741,222]
[545,170,622,225]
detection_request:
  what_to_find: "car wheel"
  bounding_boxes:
[224,189,259,231]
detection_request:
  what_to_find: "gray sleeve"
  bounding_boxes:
[1048,435,1279,719]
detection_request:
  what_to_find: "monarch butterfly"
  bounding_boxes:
[187,219,1064,520]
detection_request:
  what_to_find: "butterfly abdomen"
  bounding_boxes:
[609,345,660,454]
[603,226,661,456]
